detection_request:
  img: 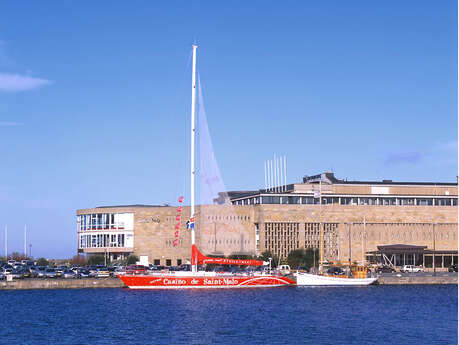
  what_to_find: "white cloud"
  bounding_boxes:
[0,73,51,92]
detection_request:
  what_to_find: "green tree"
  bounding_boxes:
[260,250,279,268]
[286,248,319,269]
[126,255,139,265]
[304,248,319,269]
[88,255,105,265]
[36,257,49,266]
[287,248,306,269]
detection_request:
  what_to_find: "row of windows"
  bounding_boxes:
[232,196,458,206]
[165,215,251,223]
[77,213,133,231]
[265,223,300,259]
[79,234,126,249]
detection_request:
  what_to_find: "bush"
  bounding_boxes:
[71,254,87,266]
[126,255,139,265]
[36,258,49,266]
[88,255,105,265]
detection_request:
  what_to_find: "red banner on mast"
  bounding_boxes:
[173,196,184,247]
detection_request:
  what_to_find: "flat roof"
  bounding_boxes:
[95,204,169,208]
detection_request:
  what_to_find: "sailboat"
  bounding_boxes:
[118,45,295,289]
[294,192,377,286]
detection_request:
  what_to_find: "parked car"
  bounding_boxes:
[36,266,47,278]
[76,269,91,278]
[126,265,147,275]
[377,265,396,274]
[10,270,24,279]
[400,265,424,273]
[62,269,76,279]
[44,268,58,278]
[448,264,458,272]
[95,268,110,278]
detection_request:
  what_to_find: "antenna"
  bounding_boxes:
[279,155,283,194]
[274,154,278,193]
[264,160,267,191]
[270,159,273,192]
[284,156,287,192]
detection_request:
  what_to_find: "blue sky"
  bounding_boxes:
[0,1,457,258]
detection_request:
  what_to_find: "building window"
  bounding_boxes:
[262,196,280,204]
[301,196,314,204]
[400,198,415,206]
[323,197,339,205]
[380,198,396,205]
[340,197,358,205]
[435,198,452,206]
[287,196,299,204]
[416,198,433,206]
[154,259,160,265]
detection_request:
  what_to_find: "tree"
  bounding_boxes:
[71,254,87,266]
[11,252,29,261]
[88,255,105,265]
[286,248,319,269]
[260,250,279,268]
[126,255,139,265]
[36,258,49,266]
[304,248,319,269]
[287,249,306,269]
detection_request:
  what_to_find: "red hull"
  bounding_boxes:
[118,274,295,289]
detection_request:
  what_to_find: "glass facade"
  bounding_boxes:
[77,213,134,250]
[232,196,458,207]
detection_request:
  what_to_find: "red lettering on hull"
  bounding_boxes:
[118,274,295,289]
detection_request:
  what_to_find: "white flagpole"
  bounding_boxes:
[24,225,27,257]
[279,155,283,193]
[276,155,280,193]
[4,225,7,260]
[270,159,273,192]
[274,154,277,193]
[264,160,267,191]
[284,156,287,192]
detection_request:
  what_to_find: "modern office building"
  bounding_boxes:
[77,172,458,269]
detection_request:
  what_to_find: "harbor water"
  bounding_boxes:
[0,285,457,344]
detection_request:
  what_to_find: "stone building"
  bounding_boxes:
[77,172,458,269]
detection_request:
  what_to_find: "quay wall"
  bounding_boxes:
[378,275,458,285]
[0,276,457,289]
[0,278,125,290]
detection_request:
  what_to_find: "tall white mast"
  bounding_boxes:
[190,44,198,272]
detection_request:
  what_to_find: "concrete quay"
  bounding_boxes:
[0,278,125,290]
[377,273,458,285]
[0,275,456,290]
